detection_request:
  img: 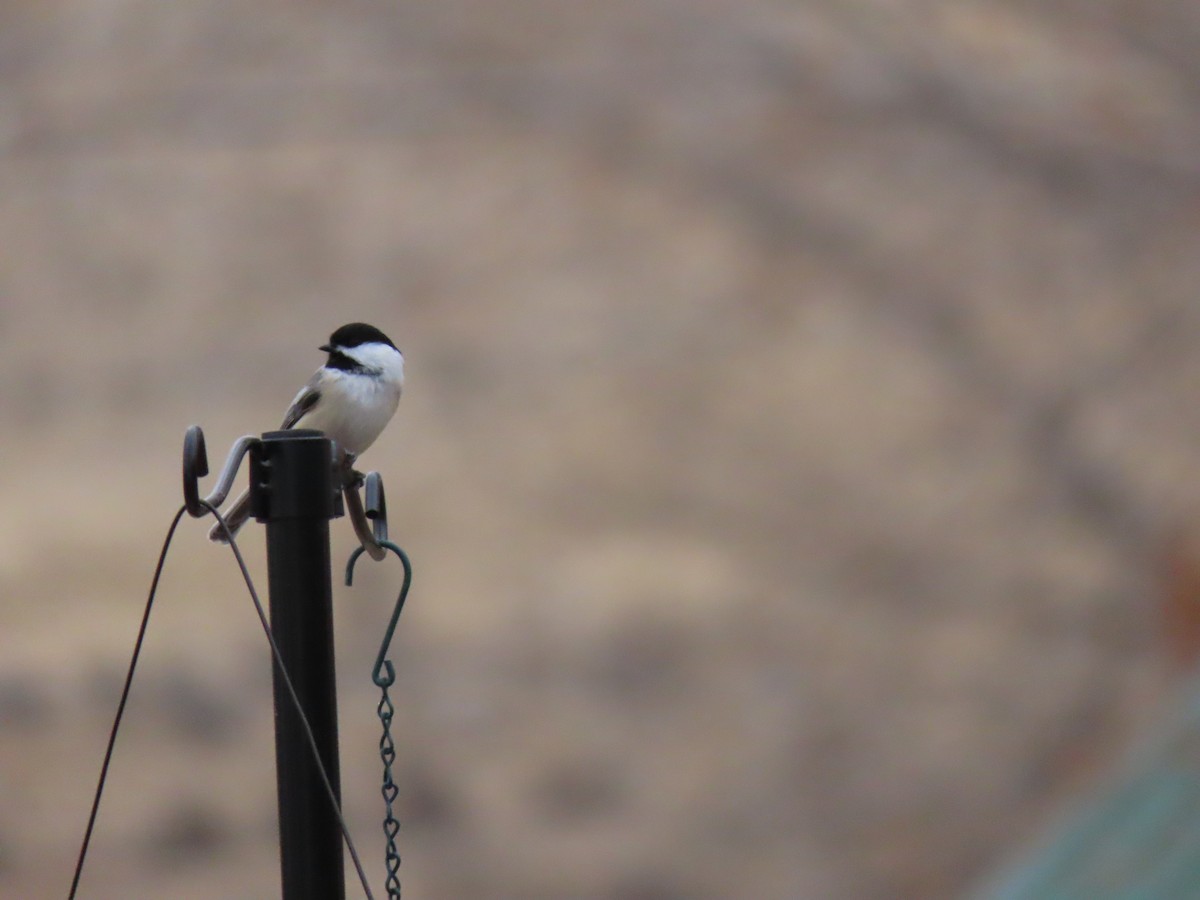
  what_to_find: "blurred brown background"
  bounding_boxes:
[2,1,1200,898]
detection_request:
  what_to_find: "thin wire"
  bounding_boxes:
[69,505,187,900]
[69,504,375,900]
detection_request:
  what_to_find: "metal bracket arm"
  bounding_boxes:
[182,425,261,518]
[342,470,389,561]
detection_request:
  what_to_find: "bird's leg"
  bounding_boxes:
[336,452,364,490]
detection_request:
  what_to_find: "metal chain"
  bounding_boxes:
[378,687,402,898]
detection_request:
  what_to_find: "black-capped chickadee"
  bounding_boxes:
[209,322,405,543]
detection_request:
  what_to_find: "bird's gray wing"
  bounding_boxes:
[281,383,321,429]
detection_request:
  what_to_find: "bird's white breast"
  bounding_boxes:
[296,348,403,457]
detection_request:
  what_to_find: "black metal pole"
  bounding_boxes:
[252,429,345,900]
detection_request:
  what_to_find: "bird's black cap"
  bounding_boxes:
[321,322,397,352]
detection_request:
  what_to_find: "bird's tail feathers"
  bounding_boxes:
[208,489,253,544]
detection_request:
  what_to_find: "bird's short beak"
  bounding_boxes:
[319,344,333,352]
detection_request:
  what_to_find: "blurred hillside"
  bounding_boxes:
[2,1,1200,897]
